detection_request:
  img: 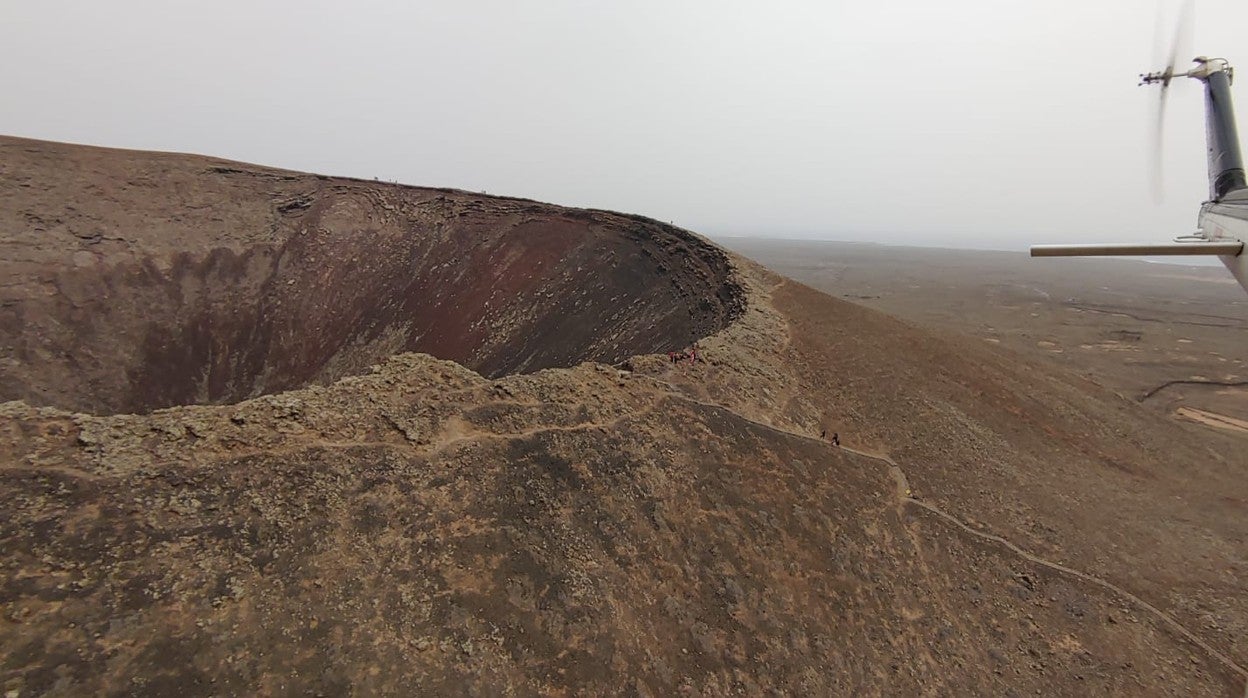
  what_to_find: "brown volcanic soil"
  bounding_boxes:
[3,138,1248,696]
[0,136,741,415]
[723,238,1248,430]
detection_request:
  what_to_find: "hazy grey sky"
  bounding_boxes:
[3,1,1247,249]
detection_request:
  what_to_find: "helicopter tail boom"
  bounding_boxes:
[1201,65,1247,200]
[1141,57,1247,200]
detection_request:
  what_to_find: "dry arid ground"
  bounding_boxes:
[2,138,1247,696]
[723,238,1248,437]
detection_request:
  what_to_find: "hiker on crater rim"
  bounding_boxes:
[831,432,840,447]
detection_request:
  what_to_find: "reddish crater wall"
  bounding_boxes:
[0,138,743,414]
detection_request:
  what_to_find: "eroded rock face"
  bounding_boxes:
[0,137,742,415]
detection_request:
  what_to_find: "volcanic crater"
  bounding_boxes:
[0,137,743,415]
[4,136,1248,696]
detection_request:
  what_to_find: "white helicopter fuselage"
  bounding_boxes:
[1201,194,1248,291]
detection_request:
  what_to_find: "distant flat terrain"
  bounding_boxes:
[722,238,1248,433]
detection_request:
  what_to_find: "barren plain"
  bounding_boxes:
[723,238,1248,438]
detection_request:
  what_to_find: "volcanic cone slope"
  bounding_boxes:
[2,137,1247,696]
[0,136,742,414]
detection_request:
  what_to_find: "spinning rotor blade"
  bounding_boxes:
[1149,0,1193,202]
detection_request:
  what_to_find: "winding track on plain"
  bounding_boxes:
[1139,378,1248,401]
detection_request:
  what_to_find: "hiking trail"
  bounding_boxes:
[638,372,1248,692]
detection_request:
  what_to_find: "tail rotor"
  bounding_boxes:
[1143,0,1194,202]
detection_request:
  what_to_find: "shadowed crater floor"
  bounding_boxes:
[0,137,744,414]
